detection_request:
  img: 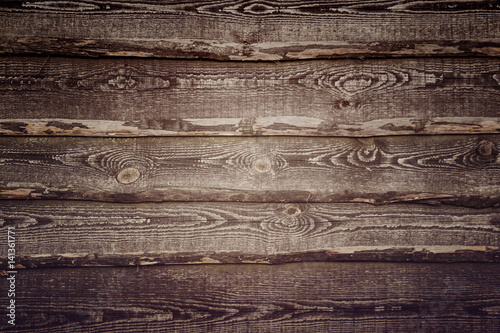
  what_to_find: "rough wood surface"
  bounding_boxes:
[1,200,499,268]
[1,56,500,137]
[1,263,499,332]
[1,1,500,60]
[1,135,499,205]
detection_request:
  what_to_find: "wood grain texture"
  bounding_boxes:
[1,1,500,59]
[1,200,499,268]
[1,135,500,205]
[1,263,499,332]
[1,56,500,137]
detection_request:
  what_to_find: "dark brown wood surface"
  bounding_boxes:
[1,1,500,60]
[1,56,499,137]
[1,2,500,332]
[1,262,499,332]
[1,135,499,205]
[0,200,499,268]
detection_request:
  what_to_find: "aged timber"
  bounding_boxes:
[1,1,500,60]
[1,56,500,137]
[1,135,499,205]
[0,201,499,268]
[1,263,499,332]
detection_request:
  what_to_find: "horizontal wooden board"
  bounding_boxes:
[1,1,500,59]
[1,56,500,137]
[1,201,499,268]
[1,135,500,205]
[1,263,499,332]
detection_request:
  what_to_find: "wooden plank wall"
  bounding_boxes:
[1,1,500,332]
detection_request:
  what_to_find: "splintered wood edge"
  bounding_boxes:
[2,247,499,270]
[1,117,499,137]
[3,38,500,60]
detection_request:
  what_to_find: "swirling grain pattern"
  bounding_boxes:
[0,135,499,203]
[1,56,499,137]
[0,200,499,267]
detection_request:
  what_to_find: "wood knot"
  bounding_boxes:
[340,100,350,108]
[283,205,301,217]
[116,167,141,184]
[243,3,276,14]
[252,158,272,173]
[477,140,495,156]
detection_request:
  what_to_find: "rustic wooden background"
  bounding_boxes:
[1,1,500,332]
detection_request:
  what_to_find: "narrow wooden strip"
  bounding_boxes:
[1,201,499,268]
[1,263,499,332]
[1,1,500,59]
[11,248,500,269]
[1,135,499,205]
[1,57,499,137]
[4,37,500,60]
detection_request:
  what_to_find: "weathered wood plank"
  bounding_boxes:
[1,201,499,268]
[1,135,499,205]
[1,263,499,332]
[1,1,500,59]
[1,56,499,137]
